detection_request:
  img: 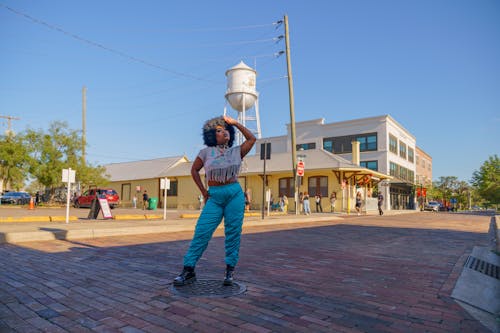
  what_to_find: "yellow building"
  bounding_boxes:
[105,147,390,213]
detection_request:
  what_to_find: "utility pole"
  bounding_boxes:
[0,115,21,136]
[82,86,87,165]
[284,14,299,215]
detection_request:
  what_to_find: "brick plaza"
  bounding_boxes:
[0,213,491,332]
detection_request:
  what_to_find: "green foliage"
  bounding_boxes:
[471,155,500,207]
[77,163,110,188]
[0,133,29,190]
[24,121,81,190]
[431,176,472,209]
[22,121,109,199]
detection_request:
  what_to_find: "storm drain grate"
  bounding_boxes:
[170,279,246,298]
[464,256,499,280]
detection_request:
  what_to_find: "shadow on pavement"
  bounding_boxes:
[0,217,492,332]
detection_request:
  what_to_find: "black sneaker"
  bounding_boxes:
[223,265,234,286]
[173,266,196,286]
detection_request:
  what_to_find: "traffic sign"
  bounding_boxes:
[296,160,305,176]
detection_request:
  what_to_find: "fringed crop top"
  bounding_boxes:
[198,145,242,183]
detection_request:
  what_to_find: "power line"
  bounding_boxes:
[160,36,283,49]
[0,3,221,84]
[151,22,279,33]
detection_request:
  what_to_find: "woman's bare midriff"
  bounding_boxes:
[207,180,237,187]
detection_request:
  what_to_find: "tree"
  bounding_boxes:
[24,121,109,200]
[0,133,30,191]
[471,155,500,208]
[432,176,459,201]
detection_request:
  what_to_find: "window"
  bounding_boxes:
[389,134,398,154]
[279,177,295,197]
[390,162,414,182]
[167,180,178,196]
[390,162,397,177]
[357,134,377,151]
[323,132,377,154]
[296,142,316,150]
[360,160,378,171]
[399,167,407,180]
[408,170,415,183]
[308,176,328,197]
[323,140,333,153]
[408,148,414,163]
[399,141,407,159]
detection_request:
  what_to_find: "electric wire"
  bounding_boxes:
[0,3,220,84]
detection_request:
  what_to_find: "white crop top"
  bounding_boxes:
[198,146,242,182]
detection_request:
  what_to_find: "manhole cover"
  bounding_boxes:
[170,279,246,298]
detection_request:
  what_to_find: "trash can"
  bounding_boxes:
[148,197,158,210]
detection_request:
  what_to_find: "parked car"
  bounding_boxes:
[1,191,31,205]
[74,188,120,208]
[424,201,441,212]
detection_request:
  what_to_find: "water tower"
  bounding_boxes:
[225,61,261,144]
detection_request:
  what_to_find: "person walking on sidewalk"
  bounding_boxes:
[378,192,384,216]
[173,115,256,287]
[142,190,149,210]
[315,194,323,213]
[329,191,336,212]
[303,192,311,215]
[355,191,362,215]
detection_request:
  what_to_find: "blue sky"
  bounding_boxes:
[1,0,499,183]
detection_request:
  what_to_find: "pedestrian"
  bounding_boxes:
[35,191,40,206]
[142,190,149,210]
[303,191,311,215]
[279,195,284,212]
[173,115,256,287]
[132,195,137,209]
[315,194,323,213]
[244,189,250,211]
[198,193,204,210]
[299,192,304,214]
[355,191,362,215]
[282,195,288,213]
[378,192,384,215]
[329,191,336,212]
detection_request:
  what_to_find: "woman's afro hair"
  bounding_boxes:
[202,116,235,147]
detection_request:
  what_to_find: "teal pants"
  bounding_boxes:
[183,182,245,268]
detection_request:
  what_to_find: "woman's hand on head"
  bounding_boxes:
[223,115,237,125]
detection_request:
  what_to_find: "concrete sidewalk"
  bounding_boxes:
[0,209,347,244]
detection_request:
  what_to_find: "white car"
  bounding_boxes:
[424,201,440,212]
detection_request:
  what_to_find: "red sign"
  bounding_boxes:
[417,188,427,197]
[296,161,305,177]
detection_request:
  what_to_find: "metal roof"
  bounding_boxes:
[104,156,188,181]
[161,149,391,180]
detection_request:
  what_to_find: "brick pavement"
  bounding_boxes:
[0,213,492,332]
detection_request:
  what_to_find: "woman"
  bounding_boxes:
[329,192,336,212]
[173,115,256,287]
[315,194,322,213]
[355,191,362,215]
[303,191,311,215]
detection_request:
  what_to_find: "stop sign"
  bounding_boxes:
[296,160,305,176]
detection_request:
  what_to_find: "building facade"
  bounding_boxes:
[258,115,418,210]
[105,115,428,213]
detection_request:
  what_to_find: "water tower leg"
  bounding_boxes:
[255,99,261,139]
